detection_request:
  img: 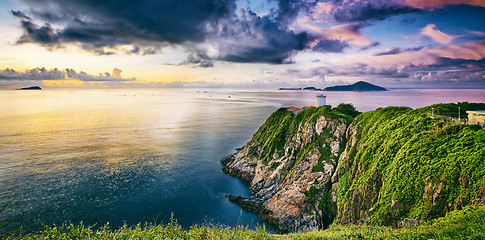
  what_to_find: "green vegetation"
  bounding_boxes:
[291,205,485,240]
[3,222,271,240]
[332,103,362,118]
[336,102,485,225]
[248,105,355,164]
[248,108,294,163]
[4,205,484,239]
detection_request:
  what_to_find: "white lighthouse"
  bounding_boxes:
[317,94,327,106]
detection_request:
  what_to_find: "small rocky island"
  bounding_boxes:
[16,86,42,90]
[278,87,323,91]
[278,87,302,90]
[324,81,387,91]
[303,87,323,91]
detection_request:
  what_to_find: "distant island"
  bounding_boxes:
[278,87,323,91]
[16,86,42,90]
[278,87,302,90]
[303,87,323,91]
[324,81,387,91]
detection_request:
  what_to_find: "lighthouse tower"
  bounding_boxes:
[317,94,327,106]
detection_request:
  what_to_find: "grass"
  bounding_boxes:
[291,205,485,240]
[2,217,273,240]
[3,205,483,239]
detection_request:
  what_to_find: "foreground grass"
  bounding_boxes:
[292,205,485,240]
[2,206,483,239]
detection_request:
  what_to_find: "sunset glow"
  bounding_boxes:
[0,0,484,88]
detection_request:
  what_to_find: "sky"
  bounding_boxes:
[0,0,484,89]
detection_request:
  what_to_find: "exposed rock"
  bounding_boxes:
[399,218,418,227]
[221,112,348,231]
[454,196,470,210]
[423,177,449,219]
[471,188,485,205]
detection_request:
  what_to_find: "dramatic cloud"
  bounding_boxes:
[421,24,455,44]
[375,46,425,56]
[277,39,485,86]
[332,1,420,23]
[7,0,485,88]
[402,0,485,10]
[321,0,485,23]
[197,9,312,64]
[360,41,381,51]
[312,39,349,53]
[176,54,214,68]
[308,23,373,46]
[10,0,318,64]
[0,67,134,82]
[320,57,485,84]
[331,23,372,45]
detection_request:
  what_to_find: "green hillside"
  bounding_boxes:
[335,103,485,225]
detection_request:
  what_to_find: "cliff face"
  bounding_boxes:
[222,103,485,232]
[222,107,351,231]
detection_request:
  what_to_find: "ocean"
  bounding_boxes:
[0,88,484,233]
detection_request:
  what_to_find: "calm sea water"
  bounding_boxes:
[0,88,484,233]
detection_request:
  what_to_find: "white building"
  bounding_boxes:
[467,110,485,126]
[317,94,327,106]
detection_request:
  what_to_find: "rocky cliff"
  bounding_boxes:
[222,103,485,232]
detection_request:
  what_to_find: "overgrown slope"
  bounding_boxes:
[335,103,485,226]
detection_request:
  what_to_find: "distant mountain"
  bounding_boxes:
[324,81,387,91]
[16,86,42,90]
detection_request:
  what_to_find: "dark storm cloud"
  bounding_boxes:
[11,0,318,64]
[204,10,312,64]
[312,39,349,53]
[12,10,59,45]
[277,0,319,23]
[11,10,30,19]
[0,67,135,82]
